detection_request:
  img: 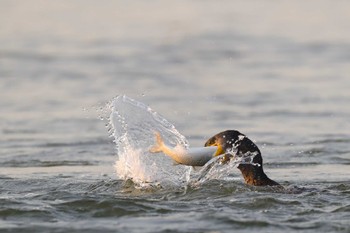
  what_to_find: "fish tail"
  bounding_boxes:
[149,131,165,153]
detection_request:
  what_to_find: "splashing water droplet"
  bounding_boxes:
[108,95,190,188]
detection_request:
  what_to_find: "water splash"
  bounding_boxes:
[191,150,260,186]
[108,95,190,188]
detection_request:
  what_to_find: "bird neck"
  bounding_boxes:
[238,164,279,186]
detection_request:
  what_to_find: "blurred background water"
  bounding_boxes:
[0,1,349,232]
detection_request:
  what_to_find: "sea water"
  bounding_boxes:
[1,1,350,232]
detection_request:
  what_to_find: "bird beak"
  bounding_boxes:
[204,137,225,156]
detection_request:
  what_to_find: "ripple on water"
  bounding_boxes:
[53,198,155,218]
[0,160,98,168]
[0,208,53,220]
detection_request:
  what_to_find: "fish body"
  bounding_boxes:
[149,132,218,166]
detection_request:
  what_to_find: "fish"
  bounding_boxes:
[149,132,218,166]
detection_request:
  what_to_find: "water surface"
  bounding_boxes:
[1,1,349,232]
